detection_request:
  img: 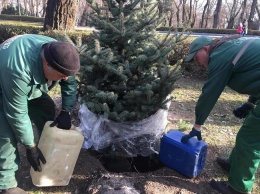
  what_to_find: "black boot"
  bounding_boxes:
[210,180,251,194]
[0,187,27,194]
[216,156,230,172]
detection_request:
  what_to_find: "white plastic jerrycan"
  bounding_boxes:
[30,121,84,187]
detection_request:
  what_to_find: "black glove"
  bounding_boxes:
[181,128,202,144]
[26,146,46,172]
[50,110,71,129]
[233,103,254,119]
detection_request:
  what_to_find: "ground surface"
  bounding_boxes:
[16,75,259,194]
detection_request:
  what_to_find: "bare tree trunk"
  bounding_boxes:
[165,0,174,27]
[29,0,34,16]
[188,0,192,21]
[239,0,247,21]
[256,5,260,19]
[227,16,235,28]
[44,0,78,31]
[157,0,163,17]
[191,0,198,28]
[213,0,222,28]
[35,0,40,17]
[201,0,209,28]
[226,0,241,29]
[168,11,173,26]
[174,0,182,27]
[204,0,213,28]
[17,0,21,15]
[41,0,47,17]
[23,0,29,15]
[248,0,257,29]
[182,0,187,24]
[2,0,7,9]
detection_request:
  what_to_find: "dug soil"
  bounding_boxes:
[15,75,258,194]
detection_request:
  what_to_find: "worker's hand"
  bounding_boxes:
[233,102,255,119]
[50,110,71,129]
[26,146,46,172]
[181,128,202,144]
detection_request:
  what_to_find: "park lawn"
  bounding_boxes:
[0,19,43,27]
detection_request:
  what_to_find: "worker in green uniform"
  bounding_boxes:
[0,34,80,194]
[182,35,260,194]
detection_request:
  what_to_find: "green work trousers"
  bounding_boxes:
[228,103,260,193]
[0,93,55,189]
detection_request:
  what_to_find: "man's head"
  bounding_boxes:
[43,41,80,78]
[185,36,213,62]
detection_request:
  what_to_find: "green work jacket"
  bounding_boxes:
[0,34,77,146]
[196,37,260,125]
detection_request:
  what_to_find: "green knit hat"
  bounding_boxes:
[185,36,213,62]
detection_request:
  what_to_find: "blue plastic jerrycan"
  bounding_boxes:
[159,130,208,178]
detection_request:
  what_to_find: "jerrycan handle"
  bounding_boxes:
[47,121,83,134]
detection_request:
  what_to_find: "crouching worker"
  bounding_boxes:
[182,35,260,194]
[0,34,80,194]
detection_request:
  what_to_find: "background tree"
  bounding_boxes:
[1,0,8,10]
[201,0,210,28]
[173,0,182,27]
[204,0,215,28]
[44,0,78,30]
[189,0,199,28]
[22,0,28,15]
[239,0,248,22]
[182,0,187,24]
[1,4,17,15]
[17,0,21,15]
[248,0,257,29]
[256,5,260,22]
[226,0,242,29]
[212,0,222,28]
[0,0,259,30]
[160,0,174,27]
[39,0,47,17]
[29,0,34,15]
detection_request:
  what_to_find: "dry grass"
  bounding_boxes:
[0,20,43,27]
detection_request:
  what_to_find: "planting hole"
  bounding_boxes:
[89,150,164,173]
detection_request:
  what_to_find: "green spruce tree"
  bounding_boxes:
[79,0,186,122]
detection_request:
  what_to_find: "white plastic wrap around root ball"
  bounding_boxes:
[79,103,170,157]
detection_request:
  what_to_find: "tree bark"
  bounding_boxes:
[248,0,257,29]
[201,0,209,28]
[2,0,7,9]
[17,0,21,15]
[182,0,187,24]
[213,0,222,28]
[44,0,78,31]
[23,0,29,15]
[226,0,241,29]
[35,0,40,17]
[40,0,47,17]
[174,0,182,27]
[256,5,260,19]
[188,0,192,21]
[29,0,34,16]
[239,0,247,21]
[190,0,198,28]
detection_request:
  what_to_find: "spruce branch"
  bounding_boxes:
[80,0,187,122]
